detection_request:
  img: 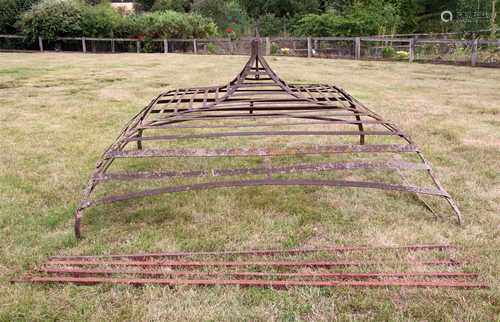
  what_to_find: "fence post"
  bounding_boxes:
[471,38,478,67]
[193,39,197,54]
[82,37,86,54]
[38,37,43,52]
[111,39,115,53]
[163,39,168,53]
[265,37,271,56]
[307,37,312,58]
[136,40,140,53]
[409,38,415,63]
[354,37,361,60]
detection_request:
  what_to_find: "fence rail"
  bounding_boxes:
[1,34,499,67]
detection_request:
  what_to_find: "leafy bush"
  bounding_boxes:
[292,12,344,37]
[113,14,144,38]
[382,47,396,58]
[138,10,217,39]
[19,0,83,41]
[151,0,190,12]
[206,42,217,54]
[240,0,320,19]
[134,0,155,12]
[343,1,401,36]
[292,1,401,37]
[270,42,280,55]
[0,0,39,34]
[192,0,249,37]
[258,14,283,37]
[80,3,121,37]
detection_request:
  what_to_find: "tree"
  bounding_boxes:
[0,0,39,34]
[152,0,192,12]
[19,0,83,41]
[259,14,284,36]
[80,2,121,37]
[192,0,250,36]
[239,0,320,19]
[344,1,401,35]
[134,0,156,12]
[292,12,345,36]
[292,0,402,36]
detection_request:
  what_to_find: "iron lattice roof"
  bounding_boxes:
[74,39,461,238]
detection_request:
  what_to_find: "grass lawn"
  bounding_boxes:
[0,52,499,321]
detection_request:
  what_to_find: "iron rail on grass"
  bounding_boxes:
[18,276,487,289]
[16,244,487,289]
[73,38,462,238]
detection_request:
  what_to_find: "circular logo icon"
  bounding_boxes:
[441,10,453,22]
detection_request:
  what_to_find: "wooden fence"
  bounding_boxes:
[1,34,499,67]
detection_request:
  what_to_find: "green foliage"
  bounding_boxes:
[240,0,320,19]
[192,0,249,36]
[139,10,218,38]
[206,42,217,54]
[134,0,155,12]
[343,1,401,35]
[271,42,280,54]
[292,1,402,36]
[152,0,191,12]
[291,12,344,36]
[0,0,39,34]
[457,0,494,32]
[258,14,283,36]
[80,3,121,37]
[17,0,216,40]
[382,46,396,58]
[113,14,144,38]
[19,0,83,41]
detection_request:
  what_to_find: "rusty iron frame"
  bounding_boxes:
[15,245,487,289]
[74,38,462,238]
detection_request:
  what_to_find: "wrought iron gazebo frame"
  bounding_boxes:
[74,39,462,238]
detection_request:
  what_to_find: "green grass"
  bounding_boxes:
[0,52,499,321]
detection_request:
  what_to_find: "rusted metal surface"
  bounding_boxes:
[38,267,478,280]
[74,38,462,238]
[18,276,488,289]
[49,244,453,260]
[45,259,461,268]
[15,245,487,289]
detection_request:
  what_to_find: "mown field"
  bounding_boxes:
[0,52,499,321]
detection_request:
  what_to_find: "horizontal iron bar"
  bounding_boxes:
[152,104,351,114]
[92,179,448,206]
[46,259,460,268]
[107,144,418,158]
[148,114,375,128]
[150,112,371,125]
[155,96,346,105]
[38,268,478,280]
[49,244,454,260]
[18,277,487,288]
[140,120,386,130]
[128,130,402,142]
[96,161,430,182]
